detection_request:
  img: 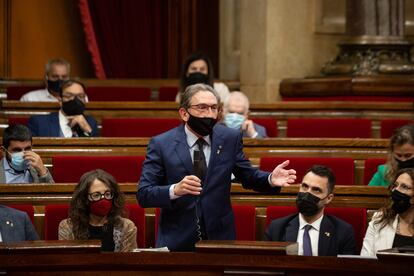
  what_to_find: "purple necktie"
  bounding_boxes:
[303,224,312,256]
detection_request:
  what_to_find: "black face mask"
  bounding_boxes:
[47,79,65,93]
[395,157,414,169]
[184,72,210,88]
[187,113,217,137]
[391,189,412,214]
[296,192,323,217]
[62,97,85,116]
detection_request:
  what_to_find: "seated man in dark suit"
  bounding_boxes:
[0,205,39,242]
[265,165,356,256]
[28,80,98,137]
[0,124,54,184]
[223,91,267,138]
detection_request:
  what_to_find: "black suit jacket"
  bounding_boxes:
[264,213,356,256]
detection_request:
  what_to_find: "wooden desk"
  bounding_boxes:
[0,250,410,275]
[0,240,101,254]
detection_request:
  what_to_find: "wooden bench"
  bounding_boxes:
[1,100,413,137]
[0,137,390,185]
[0,183,388,247]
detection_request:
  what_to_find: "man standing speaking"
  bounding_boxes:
[137,84,296,251]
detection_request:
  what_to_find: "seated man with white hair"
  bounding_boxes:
[222,91,267,138]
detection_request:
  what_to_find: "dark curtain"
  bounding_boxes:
[79,0,218,78]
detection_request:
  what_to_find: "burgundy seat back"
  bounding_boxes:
[232,205,256,240]
[44,204,70,240]
[101,118,182,137]
[158,86,178,101]
[380,119,412,138]
[324,207,367,252]
[86,87,151,101]
[125,204,146,248]
[260,157,355,185]
[287,118,372,138]
[52,155,145,183]
[8,117,29,126]
[7,204,35,224]
[7,85,43,100]
[363,158,387,185]
[251,118,278,137]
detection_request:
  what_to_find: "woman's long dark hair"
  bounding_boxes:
[376,168,414,230]
[179,51,214,92]
[68,169,125,239]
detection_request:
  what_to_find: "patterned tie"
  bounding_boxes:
[193,138,207,180]
[303,224,313,256]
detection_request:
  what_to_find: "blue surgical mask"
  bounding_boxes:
[224,113,245,130]
[8,151,29,172]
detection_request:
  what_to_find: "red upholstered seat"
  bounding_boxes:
[125,204,146,248]
[8,117,29,126]
[7,204,35,224]
[325,207,367,252]
[286,118,372,138]
[260,157,355,185]
[232,205,256,240]
[154,205,256,242]
[45,204,145,247]
[101,118,182,137]
[363,158,387,185]
[158,86,178,101]
[251,118,278,137]
[6,86,43,100]
[380,119,412,138]
[86,87,151,101]
[52,155,145,183]
[266,206,367,252]
[44,204,70,240]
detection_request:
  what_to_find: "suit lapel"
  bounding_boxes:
[203,126,225,189]
[0,210,15,242]
[285,215,300,242]
[174,125,193,174]
[318,216,335,256]
[50,112,61,137]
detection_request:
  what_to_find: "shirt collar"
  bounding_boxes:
[184,124,211,148]
[3,157,28,175]
[59,109,70,124]
[299,213,324,232]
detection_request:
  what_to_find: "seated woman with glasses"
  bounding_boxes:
[59,169,137,252]
[361,168,414,256]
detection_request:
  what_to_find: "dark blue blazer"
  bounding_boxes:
[28,112,98,137]
[0,205,39,242]
[264,213,357,256]
[137,123,279,251]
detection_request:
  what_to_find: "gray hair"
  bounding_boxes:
[45,58,71,76]
[179,84,221,109]
[224,91,250,114]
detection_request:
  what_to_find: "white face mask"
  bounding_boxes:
[224,113,245,130]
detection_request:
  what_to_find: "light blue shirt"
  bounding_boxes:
[3,158,32,184]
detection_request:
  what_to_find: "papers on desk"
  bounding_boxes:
[337,255,377,259]
[133,247,169,252]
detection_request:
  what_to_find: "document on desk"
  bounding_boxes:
[133,247,170,252]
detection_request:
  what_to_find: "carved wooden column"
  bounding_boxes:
[322,0,414,75]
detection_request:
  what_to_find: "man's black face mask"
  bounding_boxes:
[62,97,85,116]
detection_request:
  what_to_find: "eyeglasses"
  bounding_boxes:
[190,104,218,112]
[61,93,87,101]
[391,182,413,193]
[88,191,114,202]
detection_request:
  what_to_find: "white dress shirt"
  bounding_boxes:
[20,89,59,102]
[297,213,324,256]
[58,110,74,137]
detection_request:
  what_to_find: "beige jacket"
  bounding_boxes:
[59,217,137,252]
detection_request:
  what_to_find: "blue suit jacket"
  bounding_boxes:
[264,213,357,256]
[28,112,98,137]
[242,123,268,138]
[0,205,39,242]
[137,123,280,251]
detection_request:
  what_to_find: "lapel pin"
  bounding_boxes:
[324,232,331,237]
[217,145,222,155]
[6,220,13,227]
